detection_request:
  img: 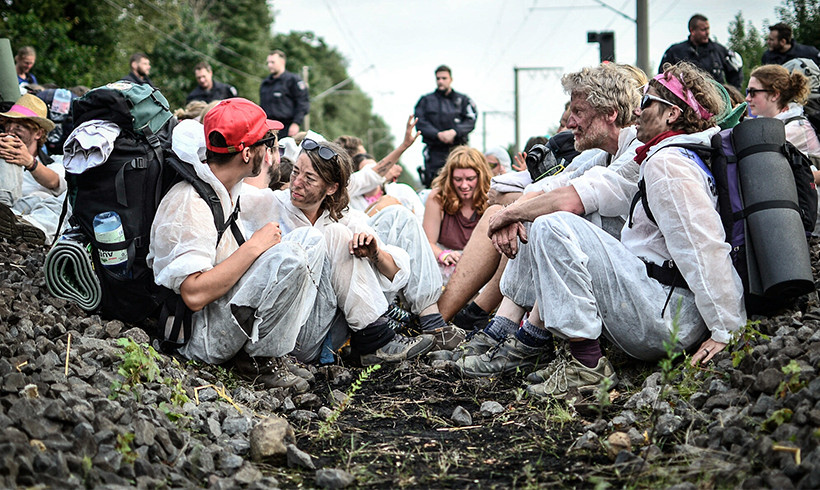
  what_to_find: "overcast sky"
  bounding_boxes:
[273,0,780,169]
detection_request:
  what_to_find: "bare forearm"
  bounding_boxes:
[371,248,399,281]
[509,186,585,222]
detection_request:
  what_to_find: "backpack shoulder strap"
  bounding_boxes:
[164,155,245,246]
[784,115,808,126]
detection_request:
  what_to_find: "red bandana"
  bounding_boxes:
[634,130,685,165]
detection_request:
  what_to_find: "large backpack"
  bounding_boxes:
[630,119,817,315]
[62,82,244,349]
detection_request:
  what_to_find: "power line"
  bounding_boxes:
[101,0,264,83]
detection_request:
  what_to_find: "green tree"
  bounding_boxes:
[728,12,766,87]
[777,0,820,49]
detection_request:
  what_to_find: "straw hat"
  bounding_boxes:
[0,93,55,132]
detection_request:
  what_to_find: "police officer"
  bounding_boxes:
[259,50,310,137]
[414,65,477,188]
[186,62,238,104]
[658,14,743,89]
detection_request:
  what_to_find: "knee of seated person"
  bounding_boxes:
[322,222,353,246]
[531,211,577,234]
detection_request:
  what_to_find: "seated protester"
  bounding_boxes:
[148,99,328,393]
[351,153,425,221]
[337,116,421,202]
[438,63,645,329]
[422,146,492,284]
[746,64,820,160]
[462,61,743,397]
[245,138,458,364]
[487,136,549,206]
[484,146,512,177]
[0,93,65,244]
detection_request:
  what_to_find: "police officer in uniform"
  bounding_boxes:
[186,62,238,104]
[259,50,310,137]
[658,14,743,89]
[414,65,477,188]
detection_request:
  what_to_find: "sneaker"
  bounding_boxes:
[431,329,498,361]
[425,324,466,351]
[234,355,310,393]
[384,302,422,336]
[453,335,547,378]
[360,333,435,366]
[526,355,618,399]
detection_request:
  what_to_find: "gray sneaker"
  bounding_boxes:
[526,355,618,399]
[426,324,467,351]
[434,329,498,361]
[453,335,546,378]
[360,333,435,366]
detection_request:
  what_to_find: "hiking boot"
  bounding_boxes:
[453,335,547,378]
[431,329,498,361]
[233,355,310,393]
[284,356,315,384]
[384,302,422,336]
[526,355,618,399]
[360,333,435,366]
[0,204,45,245]
[425,324,466,351]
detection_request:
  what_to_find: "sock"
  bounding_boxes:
[569,338,602,368]
[452,301,490,331]
[420,313,447,331]
[516,320,554,348]
[350,317,396,355]
[484,315,520,342]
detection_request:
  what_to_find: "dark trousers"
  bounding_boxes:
[419,147,451,188]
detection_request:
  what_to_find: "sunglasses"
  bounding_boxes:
[251,135,278,150]
[640,93,678,111]
[302,138,338,161]
[745,87,772,97]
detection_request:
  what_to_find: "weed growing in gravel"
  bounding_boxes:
[110,338,163,399]
[729,320,767,368]
[776,360,806,398]
[116,432,137,464]
[318,364,381,439]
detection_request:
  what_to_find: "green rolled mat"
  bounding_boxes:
[44,230,101,311]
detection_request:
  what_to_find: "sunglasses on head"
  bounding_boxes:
[745,87,772,97]
[302,138,338,161]
[251,134,278,150]
[640,93,678,111]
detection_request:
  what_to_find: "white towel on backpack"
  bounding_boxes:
[62,119,121,174]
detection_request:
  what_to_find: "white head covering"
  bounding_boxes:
[279,137,300,163]
[484,146,512,173]
[172,119,206,164]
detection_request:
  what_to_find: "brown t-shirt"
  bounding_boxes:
[438,209,478,250]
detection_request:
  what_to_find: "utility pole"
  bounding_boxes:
[513,66,562,153]
[636,0,649,75]
[301,65,310,131]
[482,110,514,152]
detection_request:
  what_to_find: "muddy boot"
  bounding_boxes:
[233,353,310,393]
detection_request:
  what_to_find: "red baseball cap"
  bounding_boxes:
[203,98,284,154]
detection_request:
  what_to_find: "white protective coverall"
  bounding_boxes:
[148,121,326,365]
[527,128,746,361]
[500,126,642,309]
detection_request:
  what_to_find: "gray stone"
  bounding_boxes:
[330,390,347,407]
[573,431,599,451]
[315,468,355,489]
[234,462,264,485]
[133,418,156,447]
[703,393,733,410]
[689,392,708,410]
[624,386,661,410]
[627,427,646,447]
[295,393,322,409]
[250,416,294,463]
[318,406,334,421]
[222,415,252,436]
[218,453,244,472]
[611,410,637,430]
[198,387,218,403]
[656,414,681,436]
[206,417,223,438]
[479,401,504,416]
[752,395,777,416]
[226,438,251,456]
[290,410,317,422]
[451,406,473,426]
[642,372,663,388]
[282,396,296,411]
[122,327,150,344]
[287,443,316,469]
[754,368,784,395]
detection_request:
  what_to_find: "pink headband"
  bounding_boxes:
[7,104,40,118]
[652,73,713,120]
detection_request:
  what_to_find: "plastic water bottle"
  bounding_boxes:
[93,211,130,278]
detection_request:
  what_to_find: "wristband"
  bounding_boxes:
[437,249,453,263]
[25,157,38,172]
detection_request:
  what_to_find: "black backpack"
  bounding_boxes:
[61,83,244,349]
[630,118,816,315]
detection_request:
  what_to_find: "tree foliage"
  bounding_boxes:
[728,12,766,88]
[777,0,820,49]
[0,0,392,155]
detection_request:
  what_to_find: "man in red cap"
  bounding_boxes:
[148,98,327,392]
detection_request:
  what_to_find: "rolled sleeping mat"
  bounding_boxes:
[733,117,814,298]
[44,230,102,311]
[0,39,20,102]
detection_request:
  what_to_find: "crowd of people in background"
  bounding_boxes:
[3,12,820,397]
